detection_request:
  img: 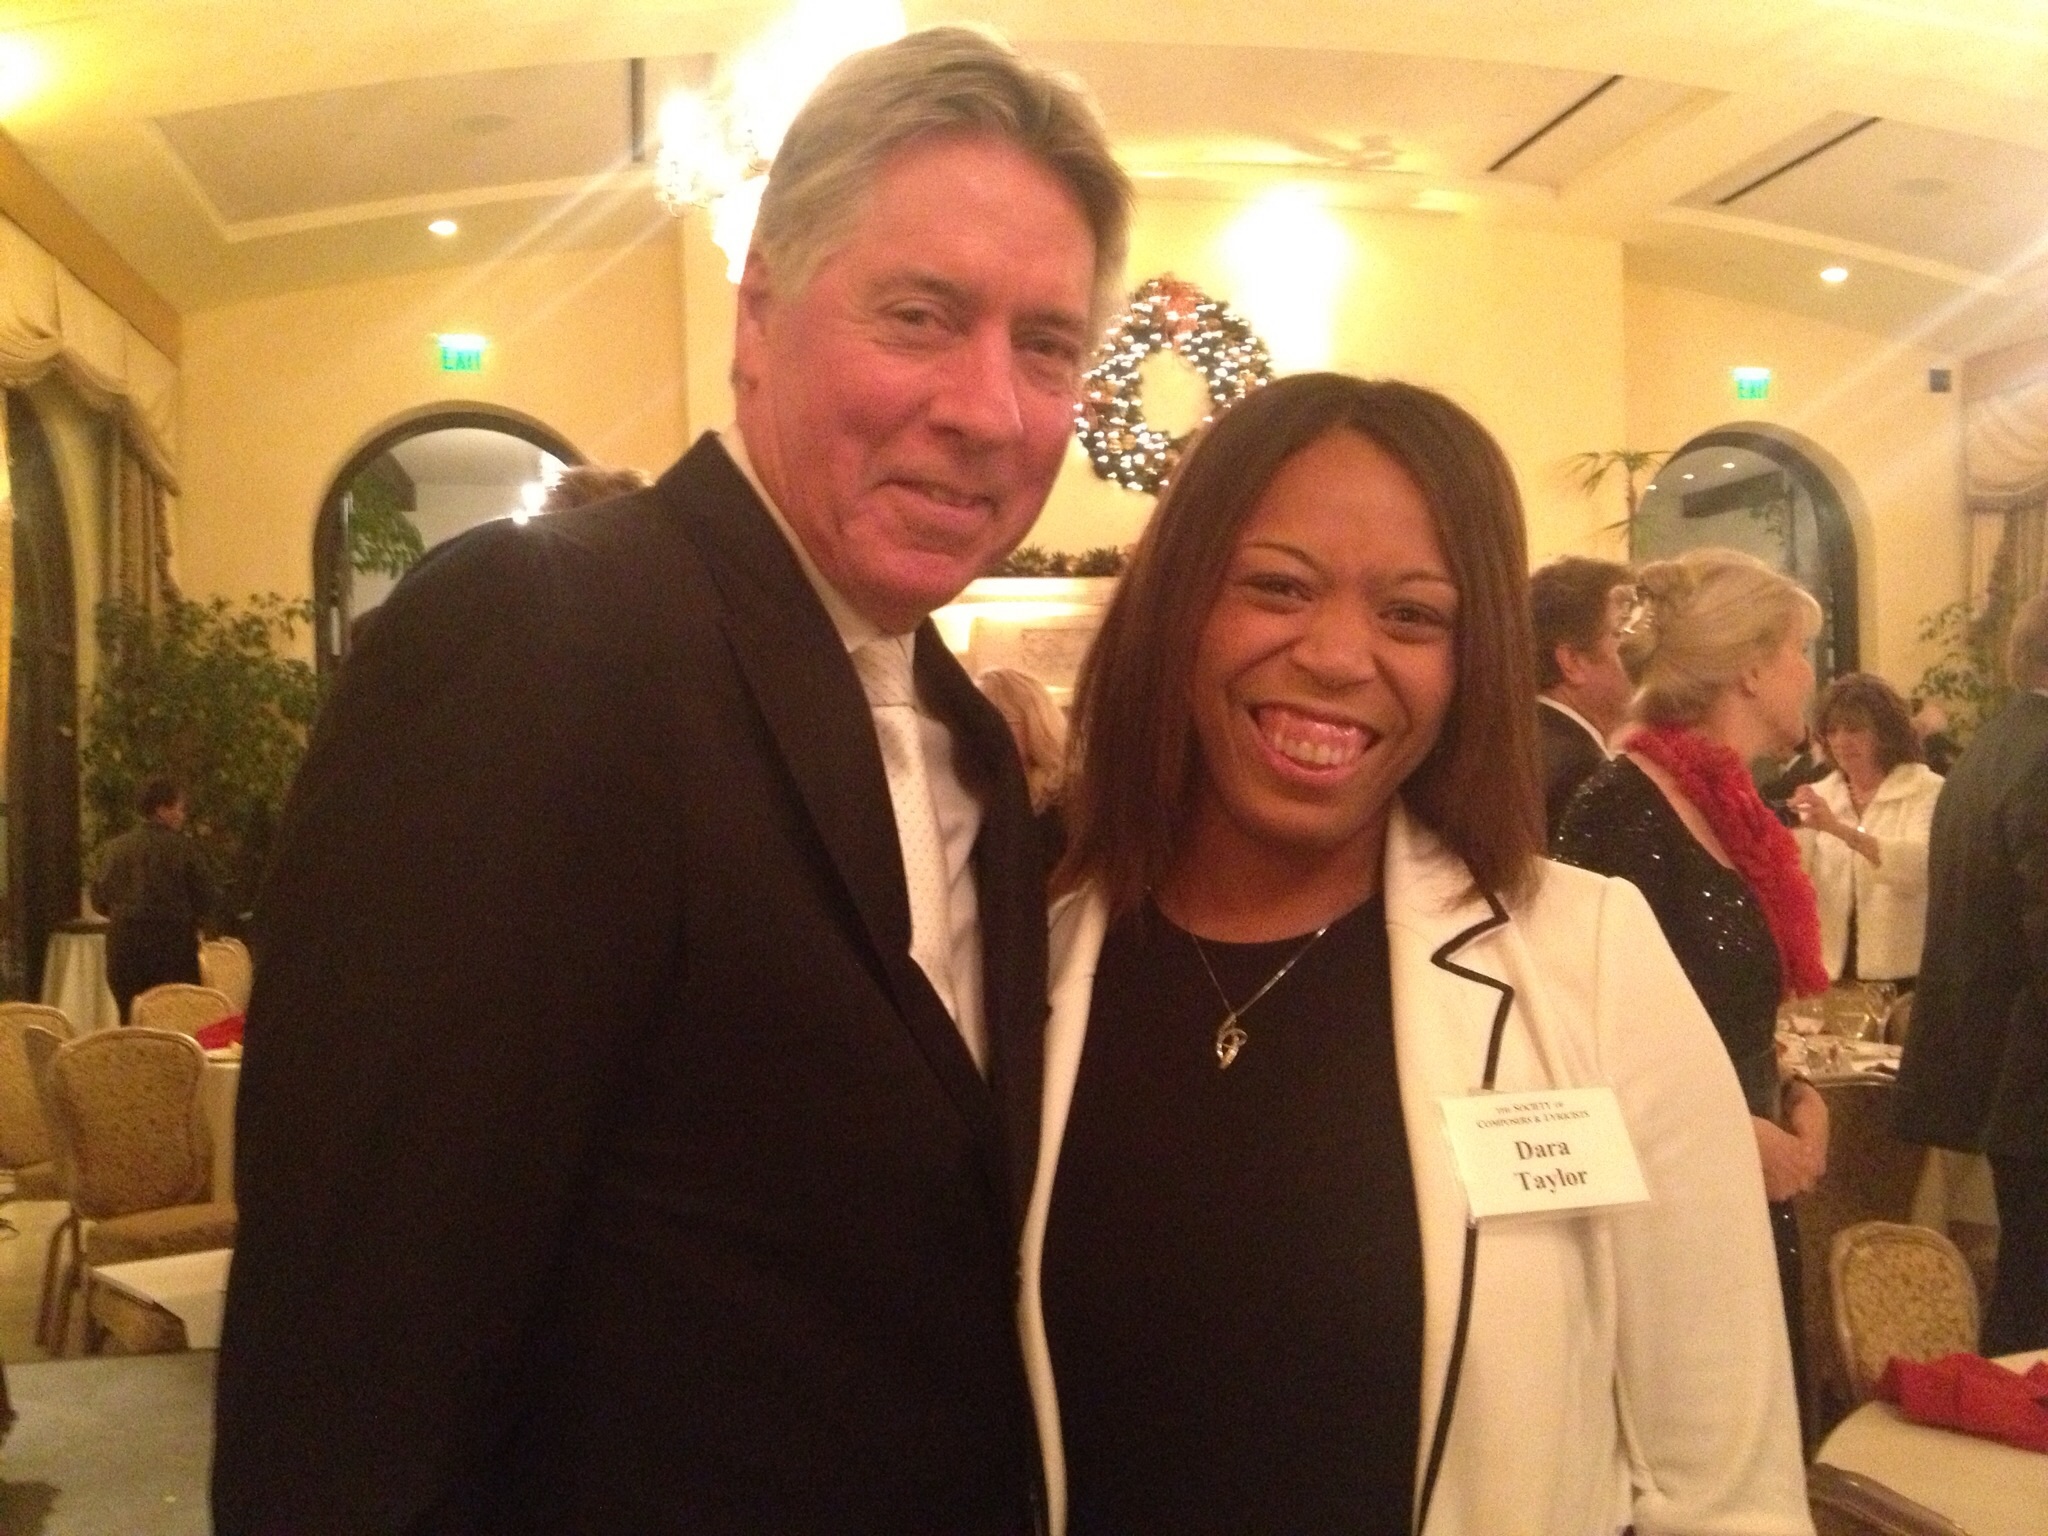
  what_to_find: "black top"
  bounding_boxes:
[1552,757,1783,1116]
[1539,699,1608,839]
[1042,895,1421,1535]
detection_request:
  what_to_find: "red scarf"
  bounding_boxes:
[1626,723,1829,1000]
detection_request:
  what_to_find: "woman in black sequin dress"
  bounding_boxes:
[1554,548,1834,1426]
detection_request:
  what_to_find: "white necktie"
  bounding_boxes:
[851,638,959,1021]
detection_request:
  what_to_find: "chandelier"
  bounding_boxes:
[653,0,906,281]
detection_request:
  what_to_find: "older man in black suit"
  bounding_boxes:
[213,29,1130,1534]
[1895,588,2048,1354]
[1530,556,1633,838]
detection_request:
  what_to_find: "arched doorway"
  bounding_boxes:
[1632,429,1860,678]
[312,408,582,676]
[5,392,81,999]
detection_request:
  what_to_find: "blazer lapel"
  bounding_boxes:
[1382,808,1516,1535]
[666,439,1008,1174]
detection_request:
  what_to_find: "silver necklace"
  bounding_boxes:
[1190,921,1334,1069]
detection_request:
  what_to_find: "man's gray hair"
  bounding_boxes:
[752,26,1131,328]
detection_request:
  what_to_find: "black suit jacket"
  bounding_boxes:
[1538,698,1607,840]
[213,437,1049,1534]
[1894,691,2048,1158]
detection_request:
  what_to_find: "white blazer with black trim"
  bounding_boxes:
[1019,804,1812,1536]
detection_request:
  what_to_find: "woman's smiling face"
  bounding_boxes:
[1185,428,1460,881]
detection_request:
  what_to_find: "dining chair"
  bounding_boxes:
[1829,1221,1979,1404]
[0,1000,79,1040]
[1807,1463,1968,1536]
[129,982,237,1037]
[0,1008,66,1204]
[198,938,253,1012]
[21,1025,69,1347]
[40,1027,237,1353]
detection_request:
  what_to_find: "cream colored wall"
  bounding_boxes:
[167,195,1966,696]
[175,238,690,607]
[1622,280,1966,687]
[1026,193,1628,566]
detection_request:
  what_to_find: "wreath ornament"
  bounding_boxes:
[1075,276,1275,494]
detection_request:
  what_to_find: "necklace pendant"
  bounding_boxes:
[1215,1015,1247,1069]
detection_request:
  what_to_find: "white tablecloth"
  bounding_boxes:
[91,1248,232,1350]
[202,1054,240,1204]
[40,928,120,1034]
[1816,1349,2048,1536]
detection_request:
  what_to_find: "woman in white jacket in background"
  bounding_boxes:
[1019,373,1810,1536]
[1791,673,1943,988]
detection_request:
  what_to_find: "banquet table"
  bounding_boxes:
[1816,1350,2048,1536]
[202,1051,240,1203]
[90,1247,233,1350]
[39,920,120,1034]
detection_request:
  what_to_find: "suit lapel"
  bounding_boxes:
[665,439,1015,1191]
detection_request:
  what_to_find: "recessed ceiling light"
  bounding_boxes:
[1645,484,1658,493]
[428,218,458,238]
[1721,461,1736,470]
[1681,472,1695,481]
[1821,265,1849,284]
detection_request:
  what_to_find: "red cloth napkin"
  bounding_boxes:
[194,1014,244,1050]
[1874,1352,2048,1453]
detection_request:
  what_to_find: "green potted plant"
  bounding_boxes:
[81,593,325,933]
[1565,448,1672,539]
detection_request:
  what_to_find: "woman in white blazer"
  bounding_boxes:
[1790,674,1943,985]
[1019,375,1810,1535]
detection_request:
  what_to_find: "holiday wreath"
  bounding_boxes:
[1074,275,1274,494]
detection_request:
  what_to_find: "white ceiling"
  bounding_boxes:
[387,427,546,488]
[11,0,2048,354]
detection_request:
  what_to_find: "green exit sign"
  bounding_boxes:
[437,333,486,372]
[1733,366,1771,401]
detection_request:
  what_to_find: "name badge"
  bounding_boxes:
[1438,1086,1649,1220]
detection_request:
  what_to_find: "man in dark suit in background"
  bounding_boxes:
[1530,556,1633,838]
[213,28,1130,1534]
[1895,588,2048,1353]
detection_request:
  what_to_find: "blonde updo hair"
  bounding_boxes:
[976,667,1068,814]
[1623,548,1823,728]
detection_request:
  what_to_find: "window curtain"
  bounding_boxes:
[0,215,178,488]
[113,443,178,609]
[1963,348,2048,673]
[0,403,12,794]
[0,212,180,827]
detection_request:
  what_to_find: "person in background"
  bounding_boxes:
[1756,730,1833,824]
[1553,548,1833,1429]
[1790,673,1942,989]
[539,463,650,514]
[1022,375,1809,1535]
[1529,555,1633,836]
[90,776,211,1024]
[1910,696,1961,776]
[977,666,1069,853]
[1894,589,2048,1354]
[214,27,1130,1534]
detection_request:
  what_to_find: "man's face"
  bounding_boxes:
[733,132,1098,634]
[1556,587,1634,735]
